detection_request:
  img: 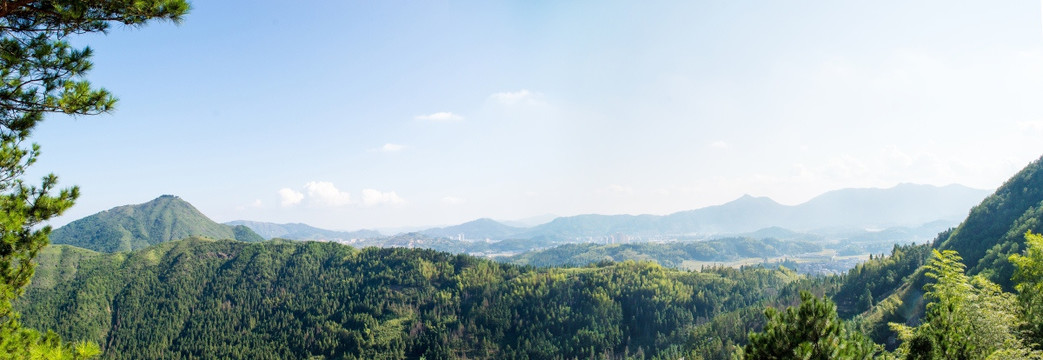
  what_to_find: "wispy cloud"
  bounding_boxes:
[361,189,404,206]
[489,89,543,105]
[1017,120,1043,132]
[415,112,464,122]
[369,143,405,153]
[708,140,729,149]
[235,199,264,211]
[601,184,634,194]
[441,196,465,205]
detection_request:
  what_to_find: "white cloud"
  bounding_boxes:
[441,196,465,205]
[278,188,304,207]
[415,112,463,122]
[1017,121,1043,132]
[278,182,405,208]
[709,140,729,149]
[489,89,543,105]
[235,199,264,211]
[602,184,634,194]
[370,143,405,152]
[304,181,353,207]
[823,155,871,180]
[361,189,404,206]
[883,145,914,167]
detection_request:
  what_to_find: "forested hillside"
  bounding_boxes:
[936,155,1043,287]
[503,237,823,268]
[50,195,263,252]
[813,154,1043,350]
[17,155,1043,359]
[19,238,814,360]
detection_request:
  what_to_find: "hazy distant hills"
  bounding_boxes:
[419,218,524,240]
[49,195,264,252]
[786,183,993,230]
[433,184,989,240]
[46,183,989,254]
[229,183,989,244]
[225,220,381,241]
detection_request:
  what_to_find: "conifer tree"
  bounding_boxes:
[739,291,884,359]
[0,1,189,358]
[1010,231,1043,349]
[891,250,1038,359]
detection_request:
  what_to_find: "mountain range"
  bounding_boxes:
[18,154,1043,358]
[516,183,988,239]
[399,183,987,242]
[50,184,988,255]
[224,220,381,241]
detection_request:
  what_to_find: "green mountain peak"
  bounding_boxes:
[49,195,263,252]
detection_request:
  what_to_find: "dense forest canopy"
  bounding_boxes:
[19,237,818,359]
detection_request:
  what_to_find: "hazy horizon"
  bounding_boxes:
[23,1,1043,229]
[57,182,992,232]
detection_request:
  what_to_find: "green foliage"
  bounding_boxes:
[1010,231,1043,348]
[230,224,264,243]
[0,318,100,360]
[936,154,1043,287]
[0,1,189,358]
[17,238,810,359]
[505,237,823,268]
[684,307,766,359]
[49,195,263,252]
[739,291,884,359]
[833,243,932,318]
[890,250,1036,359]
[0,0,188,130]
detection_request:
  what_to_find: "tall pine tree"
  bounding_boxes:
[739,291,884,359]
[0,1,189,358]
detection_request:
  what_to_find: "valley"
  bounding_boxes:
[1,2,1038,359]
[15,160,1043,358]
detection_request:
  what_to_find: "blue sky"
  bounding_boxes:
[26,1,1043,230]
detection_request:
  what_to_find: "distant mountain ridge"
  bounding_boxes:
[225,220,381,241]
[419,218,523,240]
[49,195,263,252]
[427,184,989,240]
[48,184,989,254]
